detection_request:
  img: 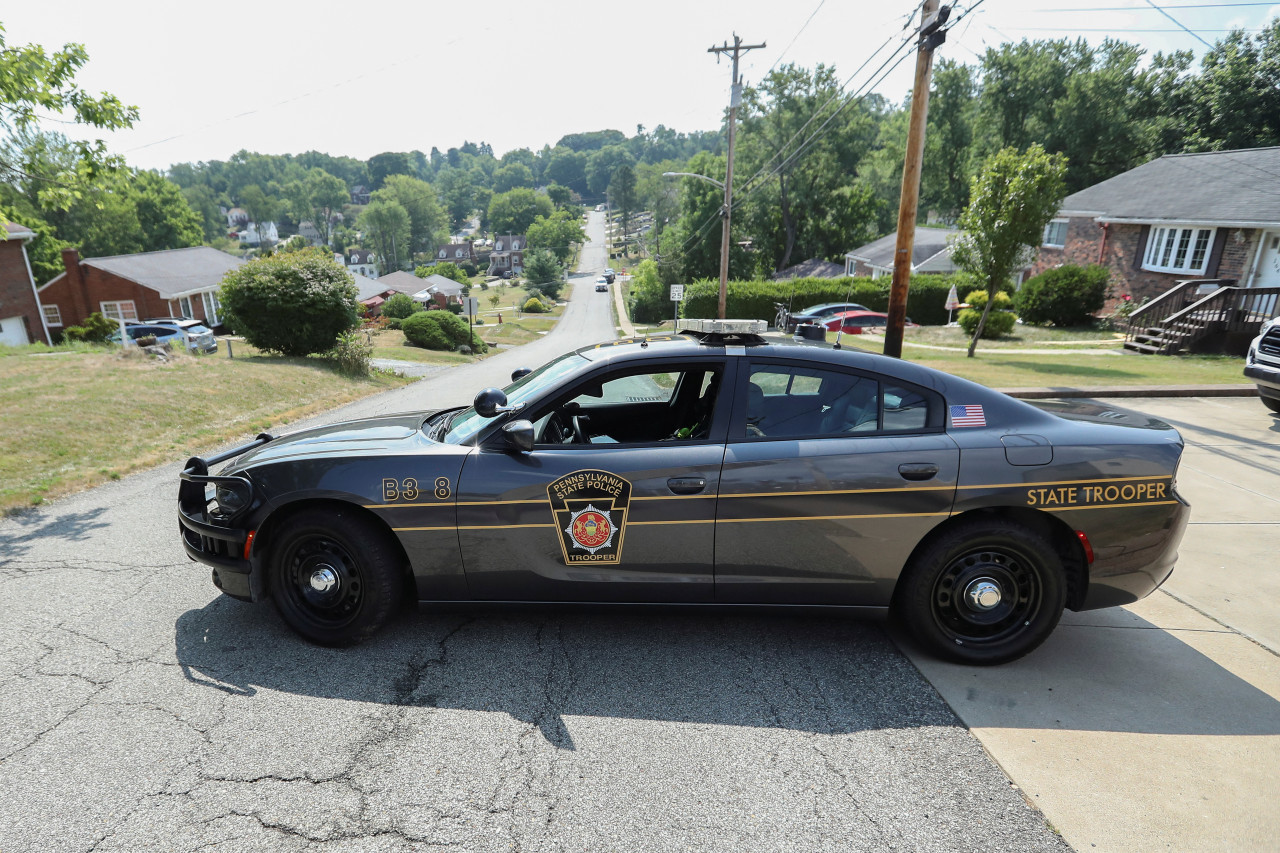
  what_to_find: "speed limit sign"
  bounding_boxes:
[669,284,685,301]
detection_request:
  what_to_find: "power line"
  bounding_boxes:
[764,0,828,76]
[1143,0,1216,48]
[1036,2,1276,9]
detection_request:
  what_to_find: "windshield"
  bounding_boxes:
[441,351,589,444]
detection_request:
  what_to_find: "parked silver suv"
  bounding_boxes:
[1244,316,1280,413]
[141,317,219,354]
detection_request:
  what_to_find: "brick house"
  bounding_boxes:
[39,247,244,333]
[411,273,466,309]
[432,241,478,266]
[0,221,50,346]
[486,234,526,276]
[1034,147,1280,304]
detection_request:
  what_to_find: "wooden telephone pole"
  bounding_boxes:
[884,0,949,358]
[709,35,765,319]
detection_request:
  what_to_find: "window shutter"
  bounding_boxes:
[1206,229,1228,278]
[1134,225,1150,270]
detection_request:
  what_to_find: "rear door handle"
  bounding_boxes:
[667,477,707,495]
[898,463,939,481]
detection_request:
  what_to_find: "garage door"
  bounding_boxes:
[0,316,31,347]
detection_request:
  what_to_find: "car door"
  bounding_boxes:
[715,358,959,606]
[456,357,734,602]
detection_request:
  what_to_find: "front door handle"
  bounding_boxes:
[667,477,707,495]
[898,463,939,481]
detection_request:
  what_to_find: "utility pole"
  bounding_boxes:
[884,1,950,358]
[709,34,765,319]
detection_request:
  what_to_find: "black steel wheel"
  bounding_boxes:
[268,508,403,646]
[895,519,1066,665]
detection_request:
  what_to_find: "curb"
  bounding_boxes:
[998,384,1258,399]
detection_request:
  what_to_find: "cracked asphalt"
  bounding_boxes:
[0,213,1069,851]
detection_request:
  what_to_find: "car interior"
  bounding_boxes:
[532,366,723,445]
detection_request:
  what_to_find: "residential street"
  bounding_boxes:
[0,211,1067,852]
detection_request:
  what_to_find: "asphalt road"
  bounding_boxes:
[0,214,1068,852]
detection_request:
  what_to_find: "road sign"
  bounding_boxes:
[462,296,480,317]
[670,285,685,302]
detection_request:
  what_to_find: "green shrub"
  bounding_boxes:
[219,249,360,357]
[323,330,373,376]
[958,290,1018,338]
[63,312,118,343]
[381,292,418,320]
[401,310,488,353]
[385,317,403,330]
[1016,264,1111,327]
[446,303,463,315]
[523,297,546,313]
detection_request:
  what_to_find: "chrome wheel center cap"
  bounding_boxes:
[309,565,339,593]
[965,578,1002,610]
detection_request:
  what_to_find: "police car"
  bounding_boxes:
[179,320,1189,664]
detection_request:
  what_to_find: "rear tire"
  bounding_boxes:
[1261,395,1280,414]
[268,507,403,646]
[895,519,1066,665]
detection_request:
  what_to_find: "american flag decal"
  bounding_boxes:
[950,404,986,427]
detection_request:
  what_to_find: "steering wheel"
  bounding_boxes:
[571,414,589,444]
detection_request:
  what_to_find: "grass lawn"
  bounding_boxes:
[0,343,413,514]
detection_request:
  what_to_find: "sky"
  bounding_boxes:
[6,0,1280,172]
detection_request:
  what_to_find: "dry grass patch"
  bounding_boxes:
[0,345,412,513]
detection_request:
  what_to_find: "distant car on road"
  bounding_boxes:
[603,269,616,284]
[595,278,609,292]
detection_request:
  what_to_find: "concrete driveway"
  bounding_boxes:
[904,397,1280,853]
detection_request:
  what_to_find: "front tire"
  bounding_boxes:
[895,519,1066,665]
[268,508,403,646]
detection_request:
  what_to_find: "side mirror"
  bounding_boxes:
[511,367,532,382]
[502,419,535,453]
[474,387,510,418]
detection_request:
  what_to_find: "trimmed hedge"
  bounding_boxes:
[401,310,488,353]
[958,290,1017,338]
[677,274,977,326]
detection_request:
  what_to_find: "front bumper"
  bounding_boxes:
[178,434,273,601]
[1244,360,1280,397]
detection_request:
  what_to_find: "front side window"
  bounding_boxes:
[739,362,940,439]
[100,300,138,321]
[1043,219,1068,248]
[1143,226,1215,274]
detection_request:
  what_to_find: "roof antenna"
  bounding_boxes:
[831,269,859,351]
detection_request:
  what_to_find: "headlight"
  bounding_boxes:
[214,482,249,514]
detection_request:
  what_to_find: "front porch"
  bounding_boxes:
[1125,279,1280,355]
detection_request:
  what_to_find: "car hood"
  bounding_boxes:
[222,411,446,471]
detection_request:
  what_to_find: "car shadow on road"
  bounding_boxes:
[175,601,961,749]
[895,604,1280,736]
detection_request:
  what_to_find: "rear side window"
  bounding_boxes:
[739,362,943,439]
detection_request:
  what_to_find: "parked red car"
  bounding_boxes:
[822,310,917,334]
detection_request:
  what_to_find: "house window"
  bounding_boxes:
[179,296,193,318]
[439,250,447,258]
[513,240,521,250]
[101,300,138,321]
[495,241,504,251]
[1143,226,1215,274]
[455,249,463,258]
[43,304,63,326]
[1043,219,1068,248]
[202,292,222,326]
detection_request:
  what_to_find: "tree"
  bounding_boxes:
[420,261,468,286]
[238,184,280,245]
[373,174,447,258]
[546,183,572,209]
[131,170,203,251]
[522,249,563,299]
[950,144,1067,357]
[182,183,226,242]
[0,25,138,211]
[586,145,635,196]
[488,188,554,235]
[492,162,535,193]
[219,250,360,357]
[435,168,476,231]
[608,164,638,238]
[367,151,415,190]
[361,199,411,272]
[526,210,585,263]
[380,292,419,320]
[286,168,348,247]
[1178,20,1280,152]
[544,147,588,196]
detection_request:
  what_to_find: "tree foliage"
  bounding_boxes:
[360,199,411,272]
[373,174,447,259]
[522,249,563,299]
[526,210,584,263]
[219,250,360,357]
[488,188,553,235]
[951,144,1067,356]
[1016,264,1111,326]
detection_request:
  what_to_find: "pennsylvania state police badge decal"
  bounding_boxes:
[547,469,632,566]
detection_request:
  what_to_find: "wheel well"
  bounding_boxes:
[893,506,1089,612]
[251,498,414,598]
